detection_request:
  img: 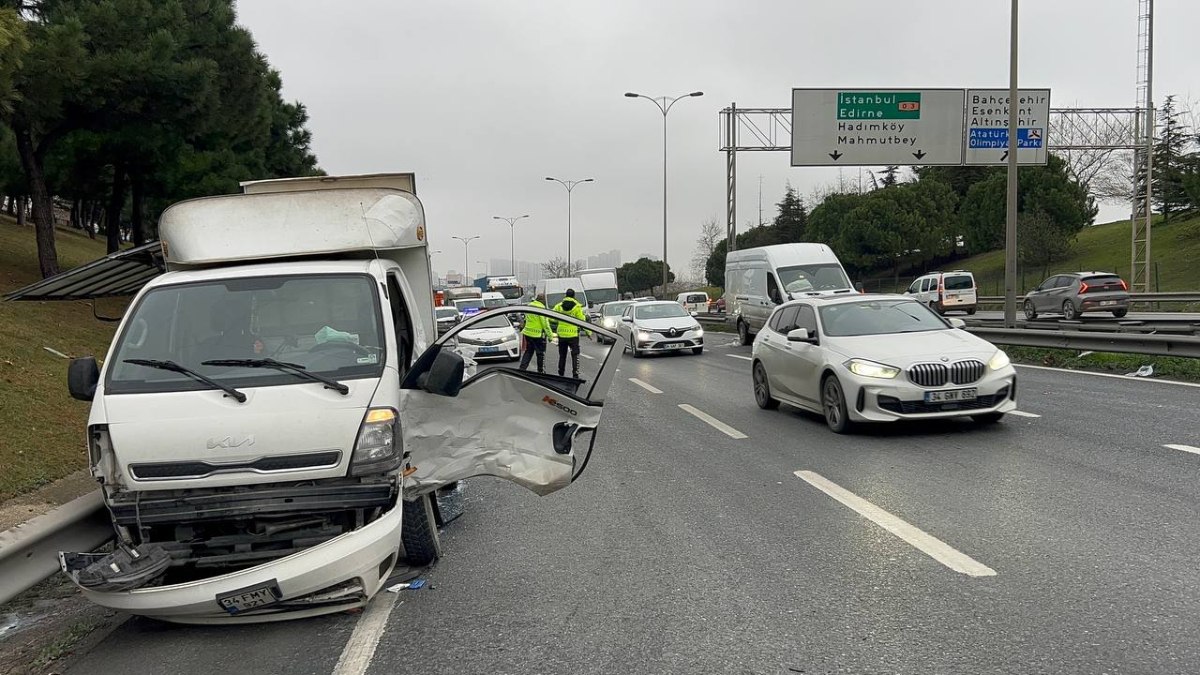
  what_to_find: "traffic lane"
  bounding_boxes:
[67,610,358,674]
[368,376,1046,675]
[629,344,1200,671]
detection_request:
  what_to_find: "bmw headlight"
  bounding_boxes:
[350,408,401,476]
[988,349,1011,371]
[637,330,652,342]
[845,359,900,379]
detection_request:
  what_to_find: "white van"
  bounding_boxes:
[724,243,854,345]
[535,277,588,310]
[676,291,710,315]
[481,291,508,310]
[11,175,622,623]
[905,270,978,315]
[576,268,619,319]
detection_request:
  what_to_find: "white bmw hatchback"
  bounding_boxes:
[751,295,1017,433]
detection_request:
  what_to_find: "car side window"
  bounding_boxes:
[795,305,818,336]
[773,306,799,333]
[907,279,921,293]
[920,278,931,292]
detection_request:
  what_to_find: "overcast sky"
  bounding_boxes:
[236,0,1199,279]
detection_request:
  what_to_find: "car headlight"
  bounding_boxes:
[602,318,616,328]
[694,326,704,338]
[637,330,652,342]
[845,359,900,379]
[988,349,1011,370]
[350,407,401,476]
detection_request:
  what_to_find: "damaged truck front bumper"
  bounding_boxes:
[60,496,404,624]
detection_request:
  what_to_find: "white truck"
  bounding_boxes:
[18,174,621,623]
[576,267,619,320]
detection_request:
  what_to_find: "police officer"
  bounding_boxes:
[518,293,549,373]
[552,289,589,379]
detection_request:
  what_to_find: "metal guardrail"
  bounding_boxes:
[978,292,1200,305]
[967,327,1200,358]
[0,491,111,605]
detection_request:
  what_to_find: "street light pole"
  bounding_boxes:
[492,214,530,276]
[451,235,480,283]
[625,90,704,297]
[1003,0,1019,328]
[544,178,593,275]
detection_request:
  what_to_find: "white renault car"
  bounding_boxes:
[617,301,704,357]
[751,295,1016,433]
[454,311,520,361]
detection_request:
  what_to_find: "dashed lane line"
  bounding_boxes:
[1164,444,1200,455]
[580,353,596,360]
[678,404,748,439]
[1009,410,1041,418]
[726,354,753,362]
[794,470,997,578]
[628,378,663,394]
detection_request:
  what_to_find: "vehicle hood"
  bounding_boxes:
[635,317,701,331]
[99,379,379,491]
[825,329,996,365]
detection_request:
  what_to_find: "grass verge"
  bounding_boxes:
[1006,345,1200,383]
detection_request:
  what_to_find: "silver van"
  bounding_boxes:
[725,243,854,345]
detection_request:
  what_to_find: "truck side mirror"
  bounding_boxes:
[419,349,465,397]
[68,357,100,401]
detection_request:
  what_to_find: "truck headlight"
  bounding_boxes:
[845,359,900,379]
[350,408,401,476]
[988,349,1011,371]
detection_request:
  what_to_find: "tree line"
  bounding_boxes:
[0,0,321,278]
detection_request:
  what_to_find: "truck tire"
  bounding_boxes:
[738,320,752,346]
[399,493,442,566]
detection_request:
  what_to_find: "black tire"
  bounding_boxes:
[966,307,977,316]
[972,412,1005,425]
[1112,308,1128,318]
[821,375,853,434]
[631,341,642,358]
[737,320,752,346]
[753,361,779,410]
[692,346,703,355]
[399,493,441,565]
[1062,300,1078,320]
[1023,300,1038,320]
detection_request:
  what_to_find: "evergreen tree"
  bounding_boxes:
[1152,95,1191,223]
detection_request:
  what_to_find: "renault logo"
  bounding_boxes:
[668,328,680,337]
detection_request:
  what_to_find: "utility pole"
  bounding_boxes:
[492,214,529,277]
[544,178,593,275]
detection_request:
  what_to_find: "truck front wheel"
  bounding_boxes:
[399,493,442,565]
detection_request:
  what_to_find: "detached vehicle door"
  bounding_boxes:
[399,306,623,497]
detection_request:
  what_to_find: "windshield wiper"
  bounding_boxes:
[201,358,351,395]
[123,359,247,403]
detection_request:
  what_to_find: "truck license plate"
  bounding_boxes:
[925,388,977,403]
[216,580,281,615]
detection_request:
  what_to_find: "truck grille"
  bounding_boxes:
[130,451,342,480]
[907,360,986,387]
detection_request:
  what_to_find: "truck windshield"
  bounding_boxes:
[585,288,619,304]
[106,274,386,395]
[778,263,852,293]
[494,286,524,300]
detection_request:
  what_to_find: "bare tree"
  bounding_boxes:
[690,217,723,281]
[1051,110,1142,205]
[540,256,572,279]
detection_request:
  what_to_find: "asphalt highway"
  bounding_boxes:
[68,338,1200,675]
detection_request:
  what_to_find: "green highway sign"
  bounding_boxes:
[837,92,923,120]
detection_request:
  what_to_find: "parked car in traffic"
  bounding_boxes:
[1023,272,1130,320]
[454,312,521,361]
[906,270,978,315]
[751,295,1017,433]
[596,300,634,343]
[618,301,704,357]
[435,306,461,335]
[708,297,726,314]
[676,291,710,315]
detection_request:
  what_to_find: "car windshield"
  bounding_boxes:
[586,288,619,304]
[635,303,689,320]
[106,274,385,394]
[455,299,485,310]
[483,297,507,309]
[436,308,458,319]
[818,299,947,337]
[944,275,974,290]
[602,301,633,316]
[778,263,852,294]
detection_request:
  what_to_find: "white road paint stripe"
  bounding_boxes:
[1015,363,1200,389]
[628,378,663,394]
[1009,410,1041,418]
[794,470,997,578]
[580,353,595,360]
[726,354,753,361]
[332,592,400,675]
[1164,444,1200,455]
[678,404,748,439]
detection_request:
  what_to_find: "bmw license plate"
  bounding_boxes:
[478,346,499,353]
[925,388,977,403]
[216,580,281,615]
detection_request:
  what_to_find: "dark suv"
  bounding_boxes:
[1023,272,1130,320]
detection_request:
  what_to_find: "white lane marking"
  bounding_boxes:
[726,354,753,361]
[580,353,595,360]
[1165,444,1200,455]
[794,470,997,578]
[678,404,748,439]
[332,592,400,675]
[1015,364,1200,389]
[1009,410,1041,418]
[628,378,663,394]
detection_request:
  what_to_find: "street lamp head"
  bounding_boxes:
[520,214,529,219]
[689,91,704,97]
[583,178,595,183]
[624,92,640,98]
[544,176,555,181]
